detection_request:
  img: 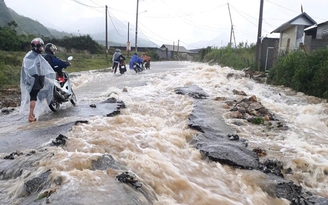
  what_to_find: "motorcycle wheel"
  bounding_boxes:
[70,89,77,106]
[49,98,61,112]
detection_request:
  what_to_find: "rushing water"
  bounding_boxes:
[0,61,327,205]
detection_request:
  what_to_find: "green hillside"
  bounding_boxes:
[1,1,70,38]
[8,8,52,37]
[0,0,14,26]
[47,28,73,38]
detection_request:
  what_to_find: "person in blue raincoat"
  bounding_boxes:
[43,43,71,82]
[129,52,143,72]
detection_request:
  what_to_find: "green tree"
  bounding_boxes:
[0,22,22,51]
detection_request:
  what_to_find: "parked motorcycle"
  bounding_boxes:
[49,56,77,112]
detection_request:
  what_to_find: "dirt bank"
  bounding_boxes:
[0,88,20,109]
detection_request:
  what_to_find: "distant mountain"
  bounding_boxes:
[0,0,13,27]
[1,1,158,48]
[60,17,159,47]
[1,0,224,50]
[189,33,230,49]
[8,8,53,37]
[47,28,74,39]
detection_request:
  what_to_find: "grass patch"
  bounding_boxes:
[0,51,110,88]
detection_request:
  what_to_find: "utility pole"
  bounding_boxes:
[127,22,130,59]
[177,40,180,60]
[255,0,264,71]
[135,0,139,53]
[173,41,175,59]
[105,5,108,61]
[227,3,236,48]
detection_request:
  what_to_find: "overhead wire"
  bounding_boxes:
[88,0,103,7]
[70,0,103,9]
[229,4,258,27]
[69,0,233,47]
[229,2,275,36]
[67,0,321,47]
[265,0,300,15]
[107,9,125,37]
[138,22,173,43]
[266,0,326,22]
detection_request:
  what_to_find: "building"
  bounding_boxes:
[304,21,328,51]
[158,44,195,60]
[271,12,316,53]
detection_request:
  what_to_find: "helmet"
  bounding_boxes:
[45,43,57,54]
[30,38,44,52]
[116,48,121,52]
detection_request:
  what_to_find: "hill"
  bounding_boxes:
[8,8,53,37]
[0,0,14,26]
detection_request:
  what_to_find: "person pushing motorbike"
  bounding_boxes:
[112,49,126,74]
[141,52,151,69]
[20,38,56,122]
[43,43,71,83]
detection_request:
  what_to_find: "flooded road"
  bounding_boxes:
[0,61,327,204]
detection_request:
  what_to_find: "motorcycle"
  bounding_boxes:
[119,60,127,74]
[49,56,77,112]
[133,62,144,73]
[113,55,127,75]
[143,61,150,69]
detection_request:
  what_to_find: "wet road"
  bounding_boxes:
[0,62,187,154]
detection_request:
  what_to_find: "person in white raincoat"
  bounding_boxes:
[20,38,56,122]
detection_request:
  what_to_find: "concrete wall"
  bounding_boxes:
[261,38,279,71]
[317,22,328,39]
[279,26,299,53]
[310,39,328,50]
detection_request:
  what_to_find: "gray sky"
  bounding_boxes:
[4,0,328,48]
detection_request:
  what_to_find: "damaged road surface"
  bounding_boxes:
[176,84,328,205]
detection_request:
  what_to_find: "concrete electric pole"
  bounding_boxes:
[255,0,264,71]
[105,5,108,61]
[227,3,236,48]
[135,0,139,53]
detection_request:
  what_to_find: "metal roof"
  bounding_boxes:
[160,44,191,53]
[271,12,316,34]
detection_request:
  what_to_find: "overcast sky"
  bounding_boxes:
[4,0,328,48]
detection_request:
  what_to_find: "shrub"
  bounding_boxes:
[268,48,328,99]
[199,43,256,70]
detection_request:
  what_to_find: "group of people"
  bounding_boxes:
[112,49,151,73]
[21,39,152,122]
[20,37,71,123]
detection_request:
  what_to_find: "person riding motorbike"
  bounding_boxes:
[43,43,71,83]
[129,52,143,72]
[20,38,56,122]
[141,52,151,69]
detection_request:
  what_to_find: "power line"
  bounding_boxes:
[107,9,125,37]
[265,0,326,22]
[230,5,258,27]
[265,0,300,15]
[136,27,161,47]
[88,0,103,7]
[138,23,169,41]
[229,3,278,37]
[70,0,103,8]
